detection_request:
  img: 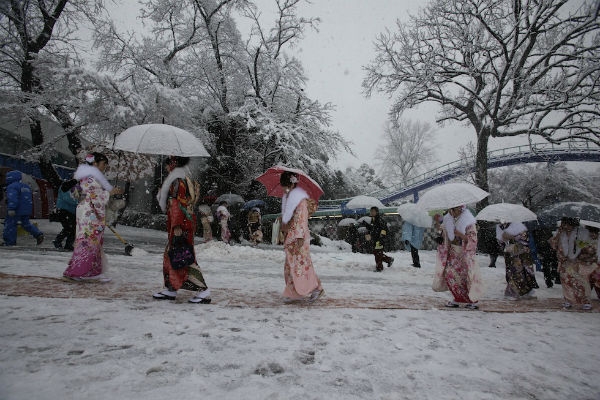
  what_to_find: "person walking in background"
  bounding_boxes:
[496,221,539,300]
[478,221,502,268]
[198,206,213,242]
[549,217,593,310]
[402,220,424,268]
[153,156,211,304]
[247,207,263,246]
[2,170,44,246]
[531,227,560,287]
[216,201,231,244]
[63,153,122,282]
[279,171,323,303]
[432,205,484,309]
[365,206,394,272]
[52,178,79,251]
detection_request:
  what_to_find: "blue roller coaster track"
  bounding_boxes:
[319,141,600,210]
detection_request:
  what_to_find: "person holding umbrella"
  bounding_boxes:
[549,217,594,310]
[153,156,211,304]
[496,221,539,300]
[279,170,324,302]
[402,221,424,269]
[433,205,484,309]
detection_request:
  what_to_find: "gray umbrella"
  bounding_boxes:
[537,202,600,227]
[215,193,245,206]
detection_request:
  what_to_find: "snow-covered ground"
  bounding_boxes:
[1,221,599,400]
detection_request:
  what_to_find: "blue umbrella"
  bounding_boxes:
[242,199,266,210]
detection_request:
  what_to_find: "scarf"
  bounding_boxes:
[496,222,527,244]
[281,186,308,224]
[442,213,456,241]
[74,164,113,191]
[157,167,188,213]
[454,208,477,235]
[559,227,589,260]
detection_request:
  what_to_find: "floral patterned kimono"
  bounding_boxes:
[282,192,322,300]
[63,176,110,279]
[161,176,208,293]
[551,226,598,306]
[432,211,484,304]
[497,223,539,298]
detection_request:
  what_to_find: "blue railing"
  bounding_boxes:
[319,141,600,209]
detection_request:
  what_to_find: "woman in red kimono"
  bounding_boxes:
[279,171,324,303]
[153,156,211,304]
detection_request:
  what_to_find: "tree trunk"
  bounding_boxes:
[475,128,491,212]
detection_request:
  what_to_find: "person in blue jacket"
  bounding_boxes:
[2,170,44,246]
[52,179,79,250]
[402,220,425,268]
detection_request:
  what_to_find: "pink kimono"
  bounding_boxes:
[432,211,484,304]
[282,197,322,299]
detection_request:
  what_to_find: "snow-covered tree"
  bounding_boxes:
[0,0,105,185]
[488,162,600,211]
[376,118,435,186]
[364,0,600,209]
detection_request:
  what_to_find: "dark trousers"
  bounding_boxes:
[409,244,421,268]
[54,209,76,249]
[374,249,392,271]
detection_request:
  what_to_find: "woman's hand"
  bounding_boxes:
[454,229,467,241]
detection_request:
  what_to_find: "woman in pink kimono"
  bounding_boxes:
[550,218,597,310]
[279,171,324,303]
[63,153,122,282]
[432,206,484,309]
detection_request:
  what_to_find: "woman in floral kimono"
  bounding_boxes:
[550,217,596,310]
[496,222,539,300]
[579,225,600,305]
[63,153,123,282]
[279,171,324,303]
[432,205,484,309]
[153,156,211,304]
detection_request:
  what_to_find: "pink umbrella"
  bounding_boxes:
[255,166,324,200]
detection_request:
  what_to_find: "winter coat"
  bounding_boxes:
[366,215,389,248]
[5,170,34,216]
[402,221,425,249]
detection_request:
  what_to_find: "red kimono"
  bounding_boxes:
[162,178,208,292]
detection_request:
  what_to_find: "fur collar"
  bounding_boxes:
[281,186,308,224]
[157,167,188,212]
[74,164,113,191]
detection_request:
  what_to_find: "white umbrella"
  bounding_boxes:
[417,182,489,211]
[580,220,600,229]
[357,216,372,225]
[476,203,537,223]
[397,203,433,228]
[345,195,385,210]
[338,218,358,227]
[113,124,210,157]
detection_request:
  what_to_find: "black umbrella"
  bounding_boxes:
[536,202,600,228]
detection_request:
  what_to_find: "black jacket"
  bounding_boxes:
[366,215,388,245]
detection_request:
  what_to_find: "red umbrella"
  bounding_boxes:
[255,166,324,200]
